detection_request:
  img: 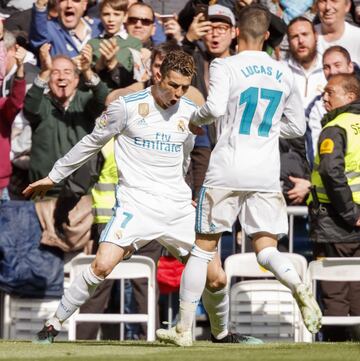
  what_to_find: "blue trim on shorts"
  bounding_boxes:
[100,194,120,243]
[99,215,116,243]
[195,186,206,233]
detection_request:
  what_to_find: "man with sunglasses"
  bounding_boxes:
[126,2,156,47]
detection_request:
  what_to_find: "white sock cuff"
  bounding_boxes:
[190,244,216,262]
[257,246,278,264]
[83,265,104,286]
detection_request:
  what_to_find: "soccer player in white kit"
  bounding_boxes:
[23,51,262,346]
[157,5,322,346]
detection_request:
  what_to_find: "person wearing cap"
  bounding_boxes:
[182,4,236,100]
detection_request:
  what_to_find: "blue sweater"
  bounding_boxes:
[29,4,103,58]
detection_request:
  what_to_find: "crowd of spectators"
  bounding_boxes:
[1,0,360,342]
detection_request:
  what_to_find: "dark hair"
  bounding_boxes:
[99,0,128,13]
[329,73,360,98]
[128,2,154,21]
[160,50,196,78]
[236,4,271,40]
[151,41,181,66]
[287,16,315,35]
[323,45,352,64]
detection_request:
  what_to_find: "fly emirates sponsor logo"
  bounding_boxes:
[133,132,181,153]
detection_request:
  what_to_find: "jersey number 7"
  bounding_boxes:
[239,87,283,137]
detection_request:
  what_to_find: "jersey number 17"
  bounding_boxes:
[239,87,283,137]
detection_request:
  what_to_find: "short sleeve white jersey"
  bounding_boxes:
[191,51,305,192]
[49,87,196,202]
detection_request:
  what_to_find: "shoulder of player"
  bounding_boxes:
[180,94,198,110]
[122,88,151,104]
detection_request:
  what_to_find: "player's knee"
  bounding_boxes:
[206,269,227,291]
[92,259,114,278]
[190,244,216,263]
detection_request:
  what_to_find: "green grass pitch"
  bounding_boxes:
[1,341,360,361]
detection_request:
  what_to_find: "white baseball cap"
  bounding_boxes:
[208,4,235,26]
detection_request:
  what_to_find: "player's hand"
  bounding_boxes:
[22,176,55,199]
[186,13,212,42]
[355,217,360,227]
[287,176,311,205]
[189,122,205,136]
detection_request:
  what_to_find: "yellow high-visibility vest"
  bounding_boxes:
[91,139,118,224]
[310,112,360,204]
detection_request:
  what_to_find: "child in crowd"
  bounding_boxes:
[88,0,142,90]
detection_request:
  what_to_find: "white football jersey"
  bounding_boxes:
[191,51,306,192]
[49,87,196,202]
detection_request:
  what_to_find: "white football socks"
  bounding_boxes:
[177,245,216,332]
[256,246,302,293]
[202,287,229,340]
[54,265,104,324]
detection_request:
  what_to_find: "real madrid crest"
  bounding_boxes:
[138,103,149,118]
[177,119,186,132]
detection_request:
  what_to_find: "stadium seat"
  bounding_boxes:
[224,252,311,342]
[68,255,156,341]
[306,257,360,341]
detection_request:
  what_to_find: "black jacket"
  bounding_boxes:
[309,101,360,243]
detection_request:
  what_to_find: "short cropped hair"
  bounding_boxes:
[287,16,315,35]
[236,4,271,40]
[323,45,352,64]
[160,50,196,79]
[330,73,360,98]
[51,55,80,76]
[99,0,128,13]
[128,2,154,21]
[151,41,182,66]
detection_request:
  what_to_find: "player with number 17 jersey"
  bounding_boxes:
[191,51,305,192]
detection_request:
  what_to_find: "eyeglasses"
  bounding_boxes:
[209,25,231,35]
[127,16,154,26]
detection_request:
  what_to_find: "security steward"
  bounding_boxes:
[308,73,360,341]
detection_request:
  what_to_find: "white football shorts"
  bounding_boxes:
[196,187,288,238]
[99,187,195,259]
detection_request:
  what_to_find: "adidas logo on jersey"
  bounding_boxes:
[137,118,148,127]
